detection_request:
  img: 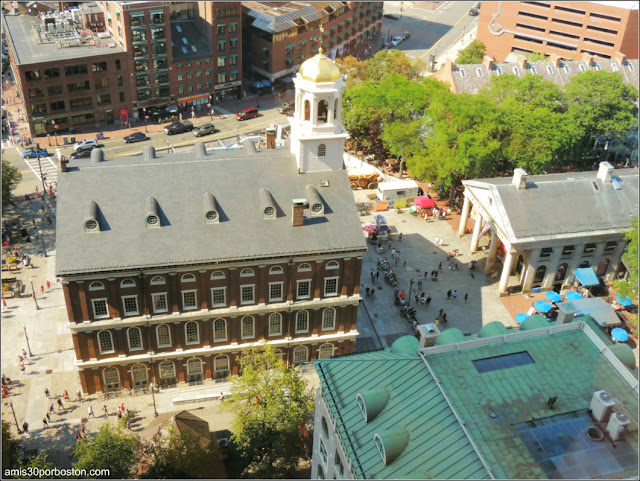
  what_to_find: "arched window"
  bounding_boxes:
[296,310,309,333]
[156,324,172,348]
[213,318,227,341]
[89,281,104,291]
[98,330,114,354]
[127,327,143,351]
[269,266,283,275]
[293,346,308,365]
[187,358,203,383]
[103,367,121,391]
[158,360,176,386]
[556,263,568,281]
[269,313,282,336]
[533,265,546,284]
[131,364,148,388]
[317,144,326,157]
[120,278,136,288]
[326,261,339,270]
[211,271,225,280]
[334,98,339,119]
[241,316,254,339]
[274,349,285,362]
[319,343,335,359]
[181,273,196,283]
[317,99,328,122]
[185,321,199,344]
[322,308,336,330]
[240,268,254,277]
[298,263,312,272]
[150,276,166,285]
[304,99,310,120]
[321,417,329,438]
[214,355,230,379]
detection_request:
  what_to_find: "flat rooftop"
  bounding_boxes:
[3,13,124,65]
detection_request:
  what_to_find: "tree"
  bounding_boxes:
[366,49,426,83]
[20,451,57,479]
[2,421,22,472]
[2,159,22,208]
[454,40,486,64]
[525,51,547,62]
[614,216,638,299]
[221,343,315,478]
[334,55,368,87]
[71,424,139,479]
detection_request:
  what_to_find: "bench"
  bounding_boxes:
[172,391,232,406]
[1,263,19,272]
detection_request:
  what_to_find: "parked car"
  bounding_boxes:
[73,138,98,152]
[22,148,49,159]
[163,120,193,135]
[383,13,399,20]
[124,132,150,143]
[469,7,479,15]
[236,108,259,121]
[192,123,216,137]
[278,102,295,116]
[70,148,94,160]
[391,36,404,47]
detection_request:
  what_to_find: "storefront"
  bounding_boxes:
[177,93,210,112]
[32,115,69,136]
[214,80,242,103]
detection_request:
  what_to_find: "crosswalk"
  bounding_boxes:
[21,149,59,186]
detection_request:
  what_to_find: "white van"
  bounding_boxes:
[377,180,420,202]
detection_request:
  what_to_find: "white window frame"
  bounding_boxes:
[159,360,176,381]
[185,321,200,345]
[269,265,283,275]
[563,65,570,74]
[269,282,284,302]
[131,363,148,387]
[127,327,143,351]
[269,312,282,336]
[240,268,254,277]
[241,316,255,339]
[546,65,553,74]
[120,278,136,288]
[211,271,226,280]
[295,310,309,333]
[181,289,198,310]
[319,438,328,468]
[211,287,227,307]
[530,66,537,74]
[181,273,196,283]
[324,277,339,297]
[151,292,168,313]
[319,343,335,358]
[476,67,483,77]
[213,318,227,342]
[150,276,166,285]
[579,64,586,72]
[297,263,312,272]
[214,355,230,377]
[156,324,172,348]
[89,281,105,291]
[240,284,255,304]
[611,62,619,71]
[325,261,339,270]
[121,295,139,316]
[91,298,109,319]
[98,330,114,354]
[187,358,203,378]
[513,67,520,75]
[322,308,336,330]
[459,68,466,78]
[293,345,308,365]
[103,367,120,390]
[297,279,311,299]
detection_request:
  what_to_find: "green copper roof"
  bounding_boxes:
[435,327,466,345]
[519,314,549,330]
[478,321,508,338]
[314,338,491,480]
[358,388,390,422]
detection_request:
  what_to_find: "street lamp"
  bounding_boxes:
[38,229,46,257]
[29,278,39,310]
[36,152,46,194]
[207,103,212,120]
[143,108,147,133]
[54,124,59,146]
[150,379,158,417]
[408,279,414,307]
[5,401,21,433]
[22,322,33,357]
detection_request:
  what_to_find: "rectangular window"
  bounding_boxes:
[152,293,168,313]
[64,64,88,76]
[119,91,125,102]
[269,282,283,302]
[182,290,197,310]
[157,325,171,347]
[122,296,139,315]
[604,241,617,253]
[97,94,111,105]
[230,54,238,66]
[230,71,238,82]
[297,280,311,299]
[28,87,44,99]
[91,298,109,319]
[47,85,63,96]
[69,97,92,110]
[324,277,339,297]
[92,61,107,72]
[241,285,255,304]
[115,59,121,70]
[217,56,226,67]
[211,287,226,307]
[242,317,254,338]
[561,245,575,257]
[539,247,553,259]
[229,22,238,33]
[217,23,225,35]
[583,243,597,255]
[230,37,238,49]
[43,68,59,79]
[128,328,142,350]
[320,439,328,467]
[31,103,46,114]
[67,80,91,93]
[473,351,535,373]
[25,70,41,81]
[49,100,65,112]
[217,39,226,51]
[95,78,109,89]
[217,72,227,83]
[214,320,227,341]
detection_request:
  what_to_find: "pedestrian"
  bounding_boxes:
[40,285,44,294]
[87,405,95,417]
[370,288,375,298]
[447,289,452,300]
[435,236,440,246]
[464,293,468,303]
[398,232,403,242]
[64,390,70,401]
[438,262,443,271]
[46,280,50,290]
[103,405,108,417]
[76,390,83,402]
[47,216,52,226]
[117,411,122,421]
[426,296,432,305]
[389,240,393,249]
[45,412,50,422]
[49,404,55,415]
[2,299,6,309]
[391,248,396,258]
[81,425,85,434]
[453,290,458,300]
[395,257,399,266]
[376,271,380,280]
[21,422,29,434]
[56,398,64,411]
[370,271,375,283]
[76,432,82,440]
[42,417,48,429]
[20,364,26,376]
[418,276,423,289]
[45,388,50,398]
[219,392,225,401]
[442,312,448,324]
[365,287,370,297]
[120,402,125,413]
[22,349,27,358]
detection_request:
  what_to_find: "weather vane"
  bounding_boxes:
[318,26,324,54]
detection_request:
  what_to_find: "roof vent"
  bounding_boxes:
[597,161,614,183]
[194,142,207,158]
[305,185,324,216]
[145,195,161,228]
[84,200,100,233]
[90,148,105,163]
[607,411,631,441]
[242,138,257,154]
[259,188,277,220]
[143,145,156,160]
[356,389,390,423]
[373,428,410,466]
[513,168,528,190]
[203,192,219,224]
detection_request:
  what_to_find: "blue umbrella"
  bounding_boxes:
[545,291,562,303]
[515,313,529,324]
[611,327,629,342]
[616,294,633,307]
[565,291,582,301]
[535,300,552,313]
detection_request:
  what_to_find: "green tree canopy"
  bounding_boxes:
[71,424,139,479]
[2,421,22,472]
[2,160,22,208]
[454,40,486,64]
[222,343,315,478]
[334,55,369,87]
[614,216,639,299]
[366,49,426,83]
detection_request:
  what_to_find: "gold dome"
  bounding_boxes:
[299,52,341,83]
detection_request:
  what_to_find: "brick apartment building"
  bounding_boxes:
[476,1,639,62]
[55,52,366,394]
[243,1,383,84]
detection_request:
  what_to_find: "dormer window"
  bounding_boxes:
[145,195,160,228]
[530,66,537,74]
[85,200,100,233]
[476,67,483,77]
[579,64,586,72]
[563,65,570,74]
[459,68,466,78]
[546,65,553,74]
[513,67,520,75]
[203,192,219,224]
[374,434,385,463]
[260,188,277,220]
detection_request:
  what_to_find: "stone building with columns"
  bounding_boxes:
[55,52,367,394]
[457,162,638,295]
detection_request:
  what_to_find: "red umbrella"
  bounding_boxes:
[414,196,435,209]
[362,223,377,232]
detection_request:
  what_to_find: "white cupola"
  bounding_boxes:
[289,50,349,173]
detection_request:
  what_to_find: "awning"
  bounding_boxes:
[575,267,599,287]
[286,43,295,48]
[150,10,164,15]
[130,12,144,17]
[177,93,209,104]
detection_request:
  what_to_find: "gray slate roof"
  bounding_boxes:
[463,168,639,242]
[243,1,344,34]
[170,20,213,62]
[55,147,367,276]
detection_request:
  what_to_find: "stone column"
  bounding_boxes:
[499,250,516,294]
[470,212,484,252]
[458,195,472,236]
[485,230,499,274]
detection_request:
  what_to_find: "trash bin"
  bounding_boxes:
[70,136,76,144]
[63,136,69,145]
[21,228,28,238]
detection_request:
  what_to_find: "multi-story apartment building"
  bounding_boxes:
[55,52,367,394]
[477,1,639,62]
[242,1,383,84]
[3,11,132,137]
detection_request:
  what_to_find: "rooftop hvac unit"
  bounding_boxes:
[590,390,615,422]
[606,411,631,441]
